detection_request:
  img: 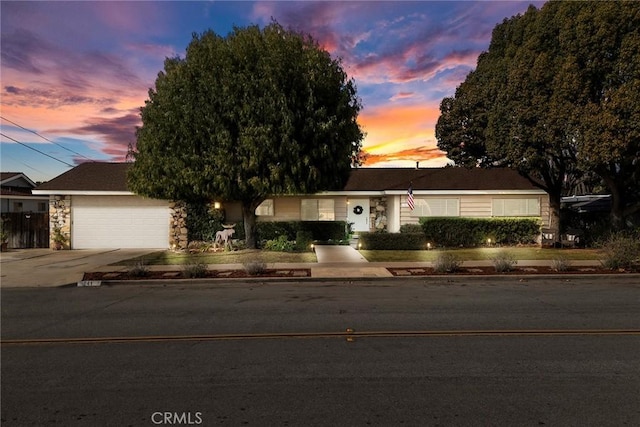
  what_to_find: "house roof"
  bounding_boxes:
[1,172,36,187]
[35,162,131,192]
[1,172,44,197]
[343,167,541,192]
[34,162,544,194]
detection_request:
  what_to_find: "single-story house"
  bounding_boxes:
[33,162,550,249]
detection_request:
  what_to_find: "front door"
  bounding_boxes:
[347,199,370,232]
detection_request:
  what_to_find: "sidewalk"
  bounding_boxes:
[1,246,608,288]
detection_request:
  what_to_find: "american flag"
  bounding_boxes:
[407,184,415,210]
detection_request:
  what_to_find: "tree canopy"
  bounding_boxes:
[436,1,640,232]
[129,23,364,247]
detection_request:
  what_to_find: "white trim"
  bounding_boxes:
[0,195,48,200]
[385,189,546,196]
[32,190,135,196]
[315,190,385,196]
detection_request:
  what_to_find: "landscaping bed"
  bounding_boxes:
[388,266,636,276]
[83,268,311,281]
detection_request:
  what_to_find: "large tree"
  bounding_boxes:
[436,1,640,234]
[129,23,364,248]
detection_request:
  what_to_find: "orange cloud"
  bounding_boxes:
[357,103,448,166]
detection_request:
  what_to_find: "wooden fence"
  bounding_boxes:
[1,212,49,248]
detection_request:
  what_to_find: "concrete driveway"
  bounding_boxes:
[0,249,156,288]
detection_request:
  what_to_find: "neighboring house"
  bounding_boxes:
[1,172,50,248]
[33,162,550,249]
[1,172,48,213]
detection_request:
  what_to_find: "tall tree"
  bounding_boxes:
[565,2,640,229]
[129,23,364,248]
[436,1,640,234]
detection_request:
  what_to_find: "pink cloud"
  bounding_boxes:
[390,92,415,102]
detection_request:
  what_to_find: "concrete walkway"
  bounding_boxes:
[0,249,157,288]
[314,245,368,263]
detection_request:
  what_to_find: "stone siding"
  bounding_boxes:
[370,197,387,231]
[169,201,188,250]
[49,196,71,249]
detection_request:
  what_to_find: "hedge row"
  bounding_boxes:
[418,217,540,247]
[358,232,426,250]
[232,221,349,243]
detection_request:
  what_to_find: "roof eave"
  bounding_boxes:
[31,190,136,196]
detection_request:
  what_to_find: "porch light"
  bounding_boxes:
[213,201,221,210]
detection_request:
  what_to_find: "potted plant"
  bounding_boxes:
[52,227,67,250]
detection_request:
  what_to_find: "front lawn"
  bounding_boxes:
[360,247,602,262]
[113,249,317,266]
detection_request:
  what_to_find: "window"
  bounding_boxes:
[301,199,335,221]
[38,202,47,212]
[411,198,459,217]
[492,198,540,216]
[255,199,274,216]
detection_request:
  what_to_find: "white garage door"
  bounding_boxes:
[72,196,169,249]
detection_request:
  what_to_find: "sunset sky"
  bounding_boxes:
[1,1,544,182]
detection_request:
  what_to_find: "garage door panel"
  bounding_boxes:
[72,196,169,249]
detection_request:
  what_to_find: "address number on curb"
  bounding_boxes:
[77,281,102,287]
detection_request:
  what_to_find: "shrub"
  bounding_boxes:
[186,202,225,242]
[128,260,149,277]
[551,256,571,272]
[243,260,267,276]
[181,257,208,278]
[492,251,517,272]
[599,233,640,270]
[419,217,540,247]
[358,232,426,250]
[399,224,423,234]
[295,230,314,252]
[263,235,296,252]
[433,253,462,273]
[234,221,349,243]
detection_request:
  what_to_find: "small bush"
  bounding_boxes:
[600,233,640,270]
[128,260,149,277]
[243,260,267,276]
[492,251,517,272]
[551,256,571,272]
[399,224,423,234]
[433,253,462,273]
[263,235,296,252]
[182,257,208,278]
[295,230,314,252]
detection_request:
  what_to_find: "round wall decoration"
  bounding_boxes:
[353,205,364,215]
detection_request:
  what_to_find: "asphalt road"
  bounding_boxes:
[2,276,639,426]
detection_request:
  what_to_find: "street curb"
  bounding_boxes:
[79,272,640,288]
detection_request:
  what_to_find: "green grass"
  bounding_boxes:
[114,246,601,266]
[360,247,602,262]
[112,249,317,266]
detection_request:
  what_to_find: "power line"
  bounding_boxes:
[0,152,49,176]
[0,132,75,167]
[0,116,94,162]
